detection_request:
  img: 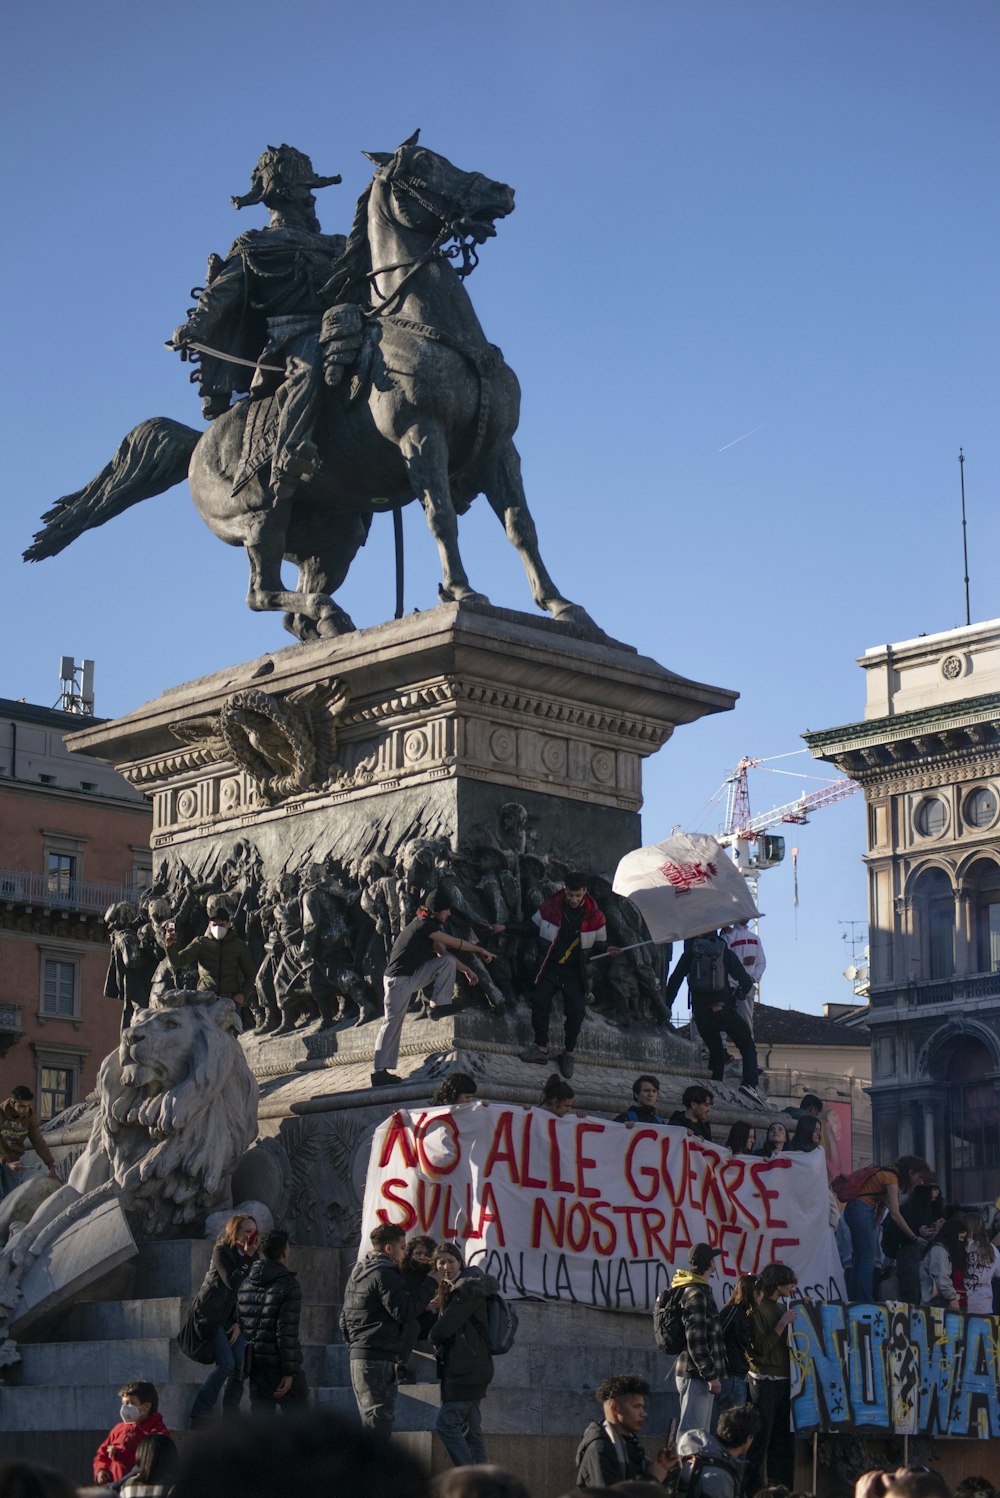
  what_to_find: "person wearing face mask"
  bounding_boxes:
[163,896,256,1026]
[184,1213,259,1427]
[93,1381,170,1485]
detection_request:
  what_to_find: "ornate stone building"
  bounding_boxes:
[0,697,151,1110]
[805,620,1000,1204]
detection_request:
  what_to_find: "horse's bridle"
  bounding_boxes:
[366,160,496,314]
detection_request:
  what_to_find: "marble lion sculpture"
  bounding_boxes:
[70,990,260,1235]
[0,991,259,1361]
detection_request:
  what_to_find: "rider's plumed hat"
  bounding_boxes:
[232,144,341,210]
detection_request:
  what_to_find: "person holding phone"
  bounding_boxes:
[185,1213,259,1426]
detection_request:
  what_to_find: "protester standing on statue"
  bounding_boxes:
[664,932,763,1105]
[0,1085,60,1198]
[428,1242,498,1468]
[500,874,619,1080]
[371,893,496,1088]
[670,1244,726,1438]
[744,1263,797,1493]
[163,898,256,1027]
[237,1229,308,1415]
[575,1374,677,1488]
[341,1222,438,1438]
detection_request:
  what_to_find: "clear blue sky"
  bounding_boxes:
[3,1,997,1015]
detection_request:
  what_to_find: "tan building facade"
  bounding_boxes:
[805,619,1000,1203]
[0,698,152,1114]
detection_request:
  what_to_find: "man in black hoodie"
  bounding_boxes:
[341,1222,438,1438]
[576,1373,675,1488]
[237,1228,307,1414]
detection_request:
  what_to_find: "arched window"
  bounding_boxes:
[910,867,954,980]
[966,858,1000,975]
[944,1037,1000,1202]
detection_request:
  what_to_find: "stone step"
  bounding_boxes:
[17,1336,329,1388]
[320,1341,665,1391]
[42,1296,341,1345]
[1,1375,678,1438]
[128,1238,343,1303]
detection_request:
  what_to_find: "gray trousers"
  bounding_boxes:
[350,1358,397,1439]
[373,954,456,1071]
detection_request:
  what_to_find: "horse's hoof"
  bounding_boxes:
[316,608,356,639]
[549,601,602,634]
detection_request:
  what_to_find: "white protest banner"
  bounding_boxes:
[360,1105,846,1311]
[612,833,758,943]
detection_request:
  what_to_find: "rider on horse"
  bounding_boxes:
[170,144,347,500]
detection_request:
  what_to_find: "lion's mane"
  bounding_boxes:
[94,991,259,1236]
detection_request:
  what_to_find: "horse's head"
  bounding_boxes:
[365,130,515,246]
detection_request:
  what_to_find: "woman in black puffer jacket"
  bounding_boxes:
[187,1214,258,1426]
[429,1242,499,1467]
[237,1228,307,1412]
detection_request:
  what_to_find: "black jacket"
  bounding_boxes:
[341,1251,435,1361]
[576,1421,651,1488]
[720,1297,754,1378]
[429,1269,498,1401]
[237,1259,303,1379]
[192,1243,254,1331]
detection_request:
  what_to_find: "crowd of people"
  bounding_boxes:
[0,1414,993,1498]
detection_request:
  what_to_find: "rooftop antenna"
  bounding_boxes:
[57,657,95,715]
[959,448,970,626]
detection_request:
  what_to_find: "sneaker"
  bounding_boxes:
[738,1082,766,1106]
[518,1043,549,1064]
[371,1069,402,1087]
[558,1052,575,1079]
[427,1003,459,1021]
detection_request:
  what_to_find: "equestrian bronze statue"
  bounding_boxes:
[25,134,596,642]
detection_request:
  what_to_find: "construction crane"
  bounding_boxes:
[719,754,860,906]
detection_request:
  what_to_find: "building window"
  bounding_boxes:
[967,858,1000,974]
[910,867,954,980]
[964,786,999,830]
[915,797,948,838]
[37,1066,74,1121]
[41,958,78,1019]
[46,852,77,898]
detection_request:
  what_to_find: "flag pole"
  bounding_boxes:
[959,448,970,626]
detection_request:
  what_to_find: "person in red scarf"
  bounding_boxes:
[93,1381,170,1484]
[497,873,618,1080]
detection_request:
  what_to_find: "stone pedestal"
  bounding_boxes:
[66,600,736,878]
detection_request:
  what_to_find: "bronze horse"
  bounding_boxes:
[26,136,595,641]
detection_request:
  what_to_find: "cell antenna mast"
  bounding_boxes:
[959,448,970,627]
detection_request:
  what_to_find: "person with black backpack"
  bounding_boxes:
[669,1244,726,1438]
[663,932,763,1106]
[675,1402,761,1498]
[428,1242,500,1466]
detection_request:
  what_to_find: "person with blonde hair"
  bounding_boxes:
[184,1213,259,1426]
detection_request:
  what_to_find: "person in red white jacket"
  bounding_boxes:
[496,873,618,1080]
[93,1381,170,1484]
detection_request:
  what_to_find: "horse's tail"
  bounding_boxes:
[23,416,201,562]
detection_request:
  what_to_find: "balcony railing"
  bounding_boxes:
[869,971,1000,1010]
[0,866,145,916]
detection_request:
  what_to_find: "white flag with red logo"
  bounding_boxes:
[612,832,758,942]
